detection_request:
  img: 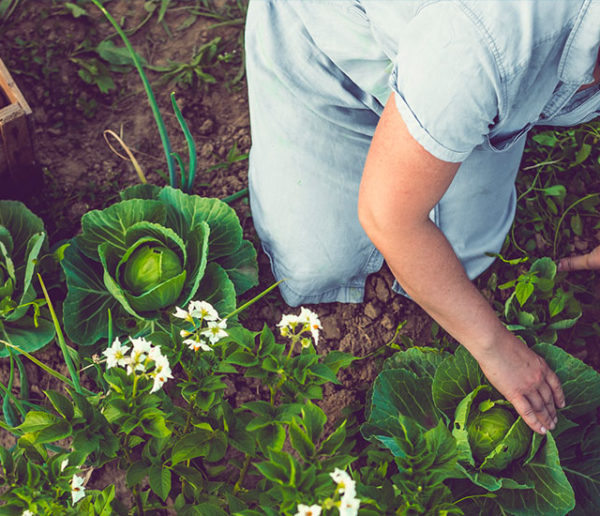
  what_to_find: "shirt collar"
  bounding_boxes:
[558,0,600,85]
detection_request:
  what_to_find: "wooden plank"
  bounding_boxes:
[0,58,34,186]
[0,58,31,114]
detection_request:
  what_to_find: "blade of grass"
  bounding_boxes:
[103,129,147,184]
[37,274,82,394]
[1,340,94,396]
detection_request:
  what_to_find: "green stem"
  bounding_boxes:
[233,454,252,494]
[133,485,145,516]
[221,187,249,204]
[286,338,296,360]
[37,274,82,393]
[89,0,176,187]
[224,279,285,321]
[131,373,139,403]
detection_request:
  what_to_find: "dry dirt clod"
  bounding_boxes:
[200,142,214,158]
[374,277,390,303]
[321,315,342,340]
[199,119,214,135]
[380,313,395,331]
[364,301,382,320]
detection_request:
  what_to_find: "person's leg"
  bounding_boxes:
[245,0,385,306]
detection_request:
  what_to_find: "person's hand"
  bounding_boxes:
[558,244,600,271]
[475,335,565,435]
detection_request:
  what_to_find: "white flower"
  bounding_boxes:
[71,474,86,504]
[60,458,69,472]
[147,344,166,364]
[184,338,213,352]
[188,300,219,321]
[338,496,360,516]
[102,337,130,369]
[126,351,147,375]
[299,307,322,346]
[330,468,356,499]
[180,329,193,338]
[150,364,173,393]
[130,336,153,354]
[295,504,322,516]
[22,510,34,516]
[278,313,300,330]
[173,306,193,322]
[201,319,228,344]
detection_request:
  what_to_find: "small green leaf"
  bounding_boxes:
[515,280,535,307]
[226,350,258,367]
[254,460,288,485]
[44,390,74,421]
[126,460,150,487]
[301,401,326,443]
[33,421,72,444]
[549,293,566,318]
[532,132,558,147]
[16,411,60,433]
[289,419,315,460]
[148,465,171,501]
[319,420,347,456]
[574,143,591,166]
[541,185,566,198]
[171,429,213,466]
[64,2,87,17]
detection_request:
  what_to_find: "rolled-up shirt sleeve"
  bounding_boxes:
[391,3,501,163]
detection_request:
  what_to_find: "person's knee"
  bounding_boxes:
[266,242,361,298]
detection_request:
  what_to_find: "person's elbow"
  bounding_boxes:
[357,179,390,250]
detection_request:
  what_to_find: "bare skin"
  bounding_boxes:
[358,95,565,435]
[559,245,600,271]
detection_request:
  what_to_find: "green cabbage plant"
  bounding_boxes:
[0,201,54,355]
[362,343,600,515]
[61,185,258,345]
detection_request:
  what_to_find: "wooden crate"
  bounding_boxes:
[0,58,34,189]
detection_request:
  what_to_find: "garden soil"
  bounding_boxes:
[0,1,433,507]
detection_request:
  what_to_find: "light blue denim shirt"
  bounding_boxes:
[246,0,600,305]
[291,0,600,162]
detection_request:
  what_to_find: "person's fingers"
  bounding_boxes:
[524,390,555,432]
[545,368,566,409]
[510,395,547,435]
[558,253,593,272]
[537,383,557,426]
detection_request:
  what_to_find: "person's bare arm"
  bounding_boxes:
[358,94,565,434]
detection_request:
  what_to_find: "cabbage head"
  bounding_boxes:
[61,185,258,345]
[0,201,54,356]
[362,343,600,515]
